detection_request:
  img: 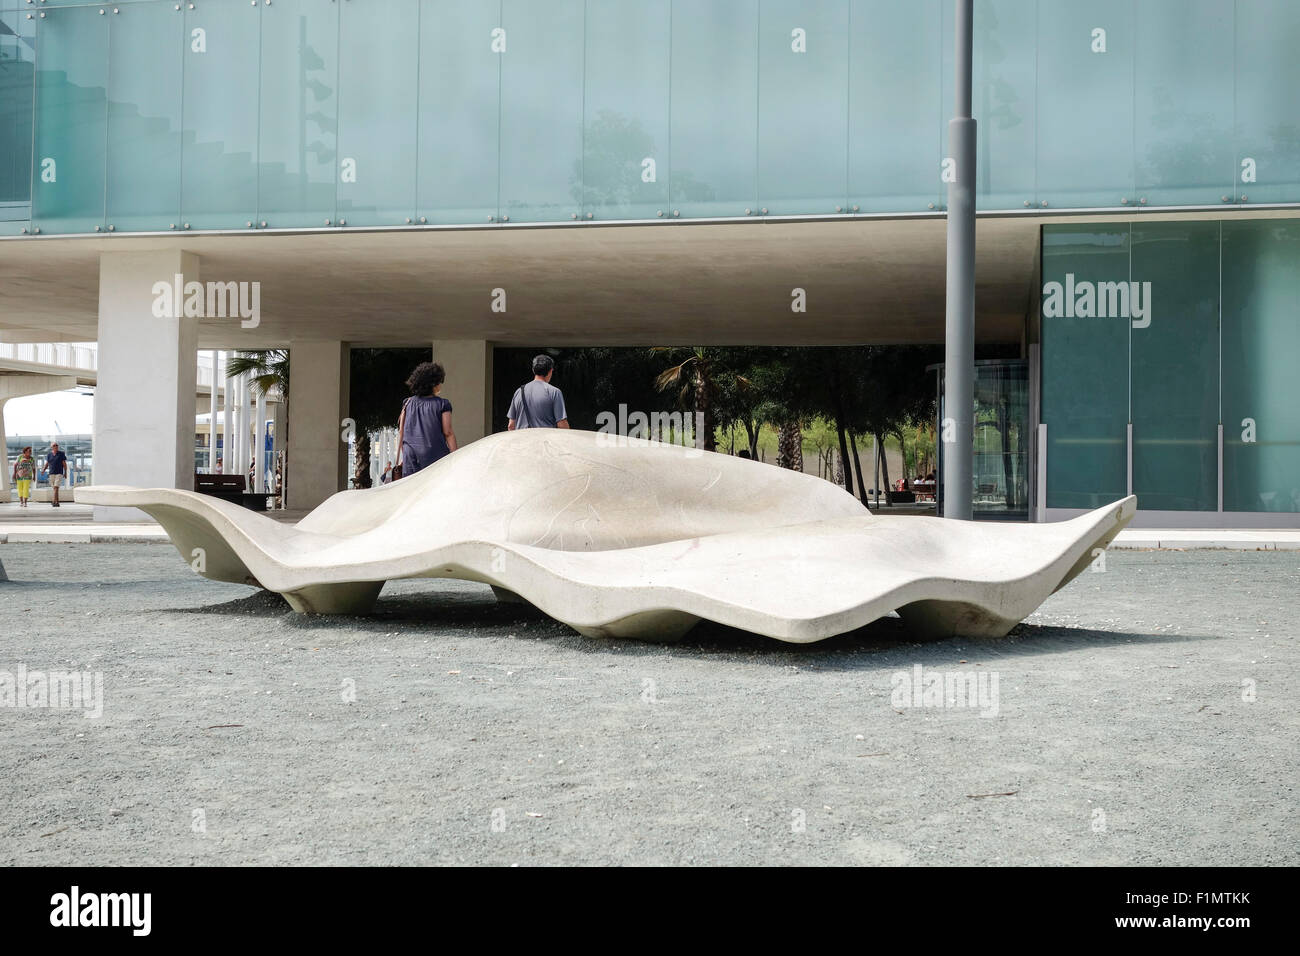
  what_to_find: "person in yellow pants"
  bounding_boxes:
[12,445,36,507]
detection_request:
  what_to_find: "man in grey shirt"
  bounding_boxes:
[507,354,570,430]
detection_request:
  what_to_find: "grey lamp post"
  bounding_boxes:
[943,0,977,520]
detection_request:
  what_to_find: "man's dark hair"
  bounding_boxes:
[532,354,555,377]
[406,361,446,396]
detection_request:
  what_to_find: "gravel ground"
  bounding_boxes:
[1,543,1295,866]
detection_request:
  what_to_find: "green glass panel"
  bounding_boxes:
[1130,221,1219,511]
[1135,0,1233,206]
[849,0,941,213]
[757,0,848,216]
[499,0,583,223]
[0,3,35,232]
[1041,225,1129,509]
[418,0,500,224]
[258,0,337,228]
[670,0,758,218]
[180,0,260,230]
[32,4,107,234]
[1234,0,1300,203]
[106,1,182,233]
[943,0,1036,211]
[337,0,417,227]
[582,0,669,221]
[1036,0,1134,207]
[1222,220,1300,512]
[973,363,1029,517]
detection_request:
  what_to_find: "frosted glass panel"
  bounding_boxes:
[1036,0,1135,207]
[850,0,942,213]
[758,0,848,215]
[583,0,670,221]
[258,0,338,228]
[670,0,759,218]
[499,0,585,223]
[1135,0,1234,206]
[106,1,183,233]
[180,0,260,230]
[33,5,107,234]
[418,0,501,224]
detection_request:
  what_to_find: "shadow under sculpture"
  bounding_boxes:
[78,430,1135,643]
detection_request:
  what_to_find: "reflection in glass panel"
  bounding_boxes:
[418,0,501,224]
[337,0,417,227]
[1135,0,1233,206]
[849,0,941,213]
[943,0,1036,210]
[106,1,183,233]
[0,3,35,233]
[1222,220,1300,512]
[670,0,758,218]
[33,6,107,234]
[973,362,1029,518]
[583,0,670,221]
[757,0,848,215]
[937,360,1029,519]
[1041,226,1130,509]
[259,0,337,228]
[1130,221,1219,511]
[499,0,584,223]
[1036,0,1134,207]
[181,0,260,229]
[1234,0,1300,203]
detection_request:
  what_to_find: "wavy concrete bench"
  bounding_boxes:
[78,430,1135,642]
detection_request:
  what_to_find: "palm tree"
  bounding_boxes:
[225,350,289,501]
[650,347,718,452]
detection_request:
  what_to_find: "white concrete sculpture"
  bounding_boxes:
[78,430,1135,642]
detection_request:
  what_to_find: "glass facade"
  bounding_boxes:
[936,360,1030,519]
[1042,218,1300,513]
[3,0,1299,236]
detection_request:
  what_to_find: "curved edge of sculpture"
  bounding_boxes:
[77,430,1136,643]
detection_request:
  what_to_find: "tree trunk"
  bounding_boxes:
[741,418,758,459]
[776,421,803,471]
[849,431,868,503]
[876,431,891,506]
[353,433,372,489]
[694,370,716,452]
[833,420,853,494]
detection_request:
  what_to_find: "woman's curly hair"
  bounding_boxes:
[406,361,446,397]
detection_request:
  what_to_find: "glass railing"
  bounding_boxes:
[2,0,1298,238]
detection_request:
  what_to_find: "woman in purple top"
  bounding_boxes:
[396,361,458,477]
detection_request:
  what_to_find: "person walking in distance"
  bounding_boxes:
[42,441,68,508]
[507,354,570,431]
[396,361,458,478]
[12,446,36,508]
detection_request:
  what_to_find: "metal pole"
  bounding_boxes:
[943,0,976,520]
[255,387,268,493]
[222,356,233,476]
[208,350,219,473]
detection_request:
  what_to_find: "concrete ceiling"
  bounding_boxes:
[0,213,1053,349]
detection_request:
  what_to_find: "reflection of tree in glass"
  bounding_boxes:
[975,0,1023,197]
[1140,86,1231,190]
[570,110,713,210]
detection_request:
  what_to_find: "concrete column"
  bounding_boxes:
[208,350,220,473]
[432,339,492,444]
[93,250,199,521]
[254,387,267,492]
[286,340,349,510]
[222,358,233,475]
